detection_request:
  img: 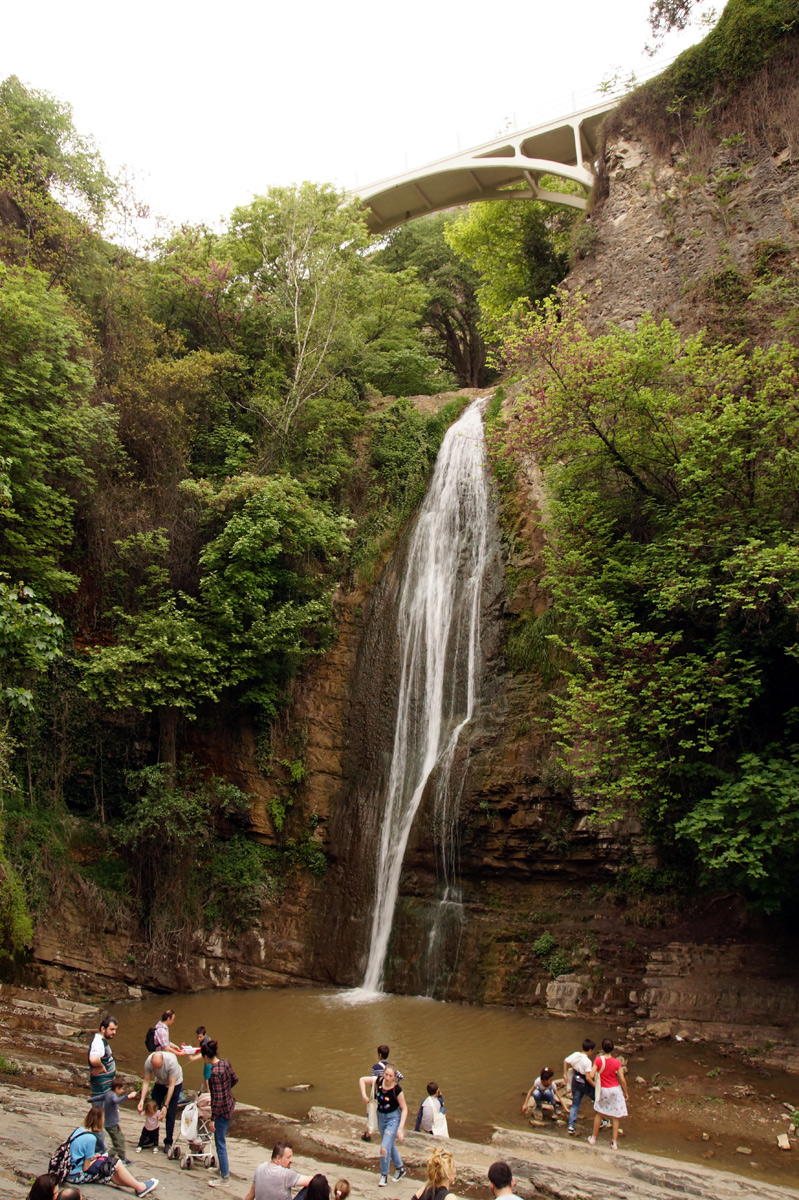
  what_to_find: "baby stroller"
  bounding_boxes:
[168,1091,216,1170]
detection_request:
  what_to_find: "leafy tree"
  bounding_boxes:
[0,577,63,712]
[80,595,222,774]
[352,264,443,397]
[116,762,256,947]
[678,746,799,913]
[192,472,351,717]
[81,473,349,773]
[495,296,799,907]
[445,198,575,336]
[649,0,702,37]
[376,213,489,388]
[0,262,119,599]
[227,183,373,449]
[146,225,247,354]
[0,75,115,282]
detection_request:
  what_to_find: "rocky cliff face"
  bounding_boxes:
[567,46,799,336]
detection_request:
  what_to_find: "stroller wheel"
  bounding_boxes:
[209,1155,216,1169]
[168,1145,180,1160]
[203,1154,211,1168]
[180,1155,189,1170]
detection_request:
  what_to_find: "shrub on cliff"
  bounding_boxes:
[495,294,799,911]
[601,0,799,162]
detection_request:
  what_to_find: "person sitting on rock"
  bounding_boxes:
[62,1105,158,1196]
[414,1082,447,1135]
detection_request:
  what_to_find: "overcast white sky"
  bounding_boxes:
[1,0,708,231]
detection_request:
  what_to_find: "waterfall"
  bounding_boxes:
[361,398,491,994]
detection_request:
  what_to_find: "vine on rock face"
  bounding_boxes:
[494,293,799,911]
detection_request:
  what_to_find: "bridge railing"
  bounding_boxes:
[347,51,683,194]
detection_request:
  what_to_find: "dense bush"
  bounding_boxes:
[493,293,799,911]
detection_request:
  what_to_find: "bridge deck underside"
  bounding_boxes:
[358,106,612,235]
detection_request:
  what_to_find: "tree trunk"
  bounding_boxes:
[158,706,178,787]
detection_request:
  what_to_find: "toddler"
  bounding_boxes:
[136,1099,163,1152]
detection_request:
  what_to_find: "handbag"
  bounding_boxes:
[593,1055,605,1100]
[86,1153,119,1179]
[366,1076,378,1135]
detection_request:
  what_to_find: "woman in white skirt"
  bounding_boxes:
[587,1038,628,1149]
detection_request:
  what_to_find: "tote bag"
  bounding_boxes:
[366,1077,378,1135]
[431,1101,449,1138]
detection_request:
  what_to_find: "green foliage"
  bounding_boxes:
[445,198,576,336]
[351,395,469,580]
[0,842,33,958]
[204,835,278,931]
[532,930,572,977]
[0,76,114,276]
[677,746,799,912]
[613,864,690,899]
[194,473,351,718]
[533,930,556,957]
[82,474,350,738]
[498,295,799,909]
[0,785,70,917]
[116,763,254,943]
[546,949,573,978]
[0,262,118,599]
[376,214,488,388]
[285,385,366,499]
[226,183,374,445]
[611,0,799,155]
[81,595,221,720]
[0,1053,21,1074]
[505,608,564,684]
[353,266,443,397]
[569,217,600,265]
[0,578,63,711]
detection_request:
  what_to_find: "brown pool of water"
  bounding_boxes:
[110,986,799,1190]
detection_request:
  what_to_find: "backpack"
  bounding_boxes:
[144,1026,158,1053]
[49,1130,82,1184]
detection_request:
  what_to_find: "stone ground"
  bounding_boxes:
[3,1083,799,1200]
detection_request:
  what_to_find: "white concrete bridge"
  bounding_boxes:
[356,97,617,235]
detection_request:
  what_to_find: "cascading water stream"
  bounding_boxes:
[361,398,491,994]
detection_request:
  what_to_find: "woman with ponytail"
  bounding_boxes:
[412,1147,457,1200]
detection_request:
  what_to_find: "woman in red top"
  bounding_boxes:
[587,1038,628,1149]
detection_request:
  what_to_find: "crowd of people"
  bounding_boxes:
[27,1010,627,1199]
